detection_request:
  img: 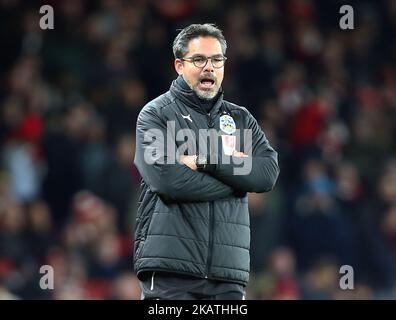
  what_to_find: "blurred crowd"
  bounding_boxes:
[1,0,396,299]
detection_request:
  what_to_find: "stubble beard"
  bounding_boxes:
[183,75,220,100]
[194,85,219,100]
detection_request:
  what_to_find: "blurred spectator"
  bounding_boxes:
[109,272,141,300]
[301,257,339,299]
[269,247,301,300]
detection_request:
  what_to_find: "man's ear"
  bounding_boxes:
[174,59,183,75]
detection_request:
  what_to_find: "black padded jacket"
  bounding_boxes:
[133,76,279,285]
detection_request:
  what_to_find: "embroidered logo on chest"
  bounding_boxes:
[219,114,236,134]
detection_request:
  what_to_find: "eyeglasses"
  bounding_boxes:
[180,55,227,68]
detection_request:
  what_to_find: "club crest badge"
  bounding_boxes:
[219,115,236,134]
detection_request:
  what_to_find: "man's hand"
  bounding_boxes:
[180,155,198,171]
[180,152,247,171]
[232,151,248,157]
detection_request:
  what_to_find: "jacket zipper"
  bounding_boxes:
[205,202,214,278]
[205,112,215,279]
[206,112,214,128]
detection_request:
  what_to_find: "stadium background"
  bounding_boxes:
[1,0,396,299]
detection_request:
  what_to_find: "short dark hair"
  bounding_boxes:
[172,23,227,59]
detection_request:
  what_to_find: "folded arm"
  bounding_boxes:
[206,108,280,193]
[134,106,234,202]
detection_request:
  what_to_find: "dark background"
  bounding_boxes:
[1,0,396,299]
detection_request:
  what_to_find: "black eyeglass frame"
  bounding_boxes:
[180,55,227,68]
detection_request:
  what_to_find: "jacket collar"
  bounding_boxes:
[170,75,224,115]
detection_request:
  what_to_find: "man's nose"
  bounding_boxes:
[203,59,215,72]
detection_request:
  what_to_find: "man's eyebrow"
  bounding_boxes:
[190,54,224,58]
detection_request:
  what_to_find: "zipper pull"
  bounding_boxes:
[206,113,214,128]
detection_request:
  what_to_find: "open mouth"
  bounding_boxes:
[199,78,215,89]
